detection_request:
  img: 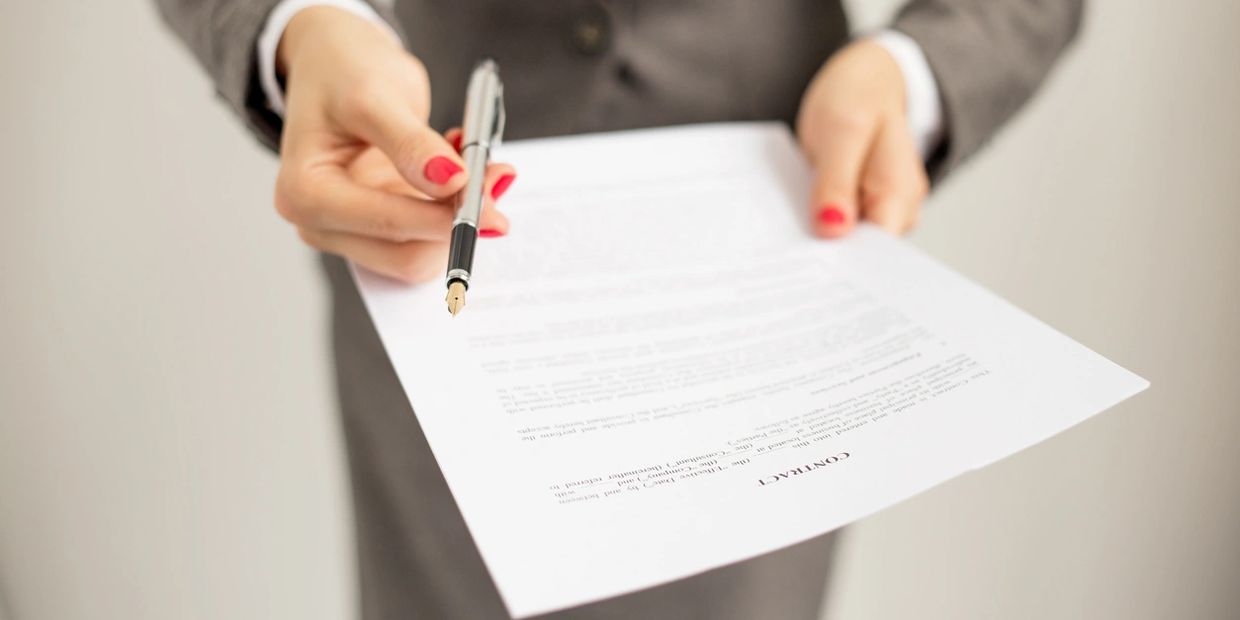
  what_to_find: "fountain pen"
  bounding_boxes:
[445,59,505,316]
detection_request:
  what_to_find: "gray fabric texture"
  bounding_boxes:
[894,0,1084,179]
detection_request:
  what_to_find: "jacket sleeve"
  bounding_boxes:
[153,0,401,152]
[892,0,1085,181]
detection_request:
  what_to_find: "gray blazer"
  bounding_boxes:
[154,2,1082,618]
[156,0,1083,179]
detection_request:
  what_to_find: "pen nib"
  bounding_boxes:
[446,281,467,317]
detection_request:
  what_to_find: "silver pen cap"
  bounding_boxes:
[453,60,505,228]
[461,59,505,151]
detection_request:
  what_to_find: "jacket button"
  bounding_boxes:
[570,6,611,56]
[615,61,637,86]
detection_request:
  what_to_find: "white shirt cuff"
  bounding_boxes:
[257,0,400,117]
[871,30,946,161]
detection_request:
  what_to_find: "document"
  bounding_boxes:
[353,123,1148,618]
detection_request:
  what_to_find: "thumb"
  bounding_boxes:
[810,167,859,239]
[346,98,468,200]
[806,121,872,239]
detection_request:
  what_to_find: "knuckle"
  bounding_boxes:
[367,211,411,242]
[861,175,896,198]
[865,202,912,235]
[339,76,386,120]
[392,251,439,284]
[401,58,431,116]
[273,189,294,223]
[869,210,896,228]
[816,172,855,196]
[337,90,368,121]
[296,225,332,251]
[823,108,873,134]
[389,131,425,171]
[404,54,429,84]
[295,227,324,250]
[362,203,419,241]
[274,170,305,222]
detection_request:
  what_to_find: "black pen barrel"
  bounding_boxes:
[447,222,478,286]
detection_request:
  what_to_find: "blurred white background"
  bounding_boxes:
[1,1,1237,618]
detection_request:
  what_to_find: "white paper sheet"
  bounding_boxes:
[353,123,1148,618]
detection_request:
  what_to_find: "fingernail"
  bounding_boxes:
[818,204,848,226]
[450,133,462,152]
[424,156,463,185]
[479,228,505,238]
[491,174,516,200]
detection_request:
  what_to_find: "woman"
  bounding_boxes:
[156,1,1082,617]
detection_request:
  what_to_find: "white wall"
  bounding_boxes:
[1,1,1237,619]
[0,2,351,619]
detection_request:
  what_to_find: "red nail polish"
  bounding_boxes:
[450,133,462,152]
[423,156,463,185]
[491,174,516,200]
[479,228,505,238]
[818,204,847,226]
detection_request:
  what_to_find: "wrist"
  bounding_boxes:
[868,30,946,161]
[849,39,907,116]
[276,6,391,78]
[276,7,335,76]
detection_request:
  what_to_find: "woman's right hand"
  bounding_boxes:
[274,6,514,283]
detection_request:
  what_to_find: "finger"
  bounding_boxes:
[277,167,454,242]
[347,99,467,199]
[444,127,463,153]
[345,146,419,195]
[859,122,929,235]
[805,114,875,239]
[477,163,516,237]
[299,226,449,284]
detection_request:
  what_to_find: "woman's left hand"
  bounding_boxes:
[796,39,929,238]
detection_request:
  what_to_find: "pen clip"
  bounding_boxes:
[490,84,506,150]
